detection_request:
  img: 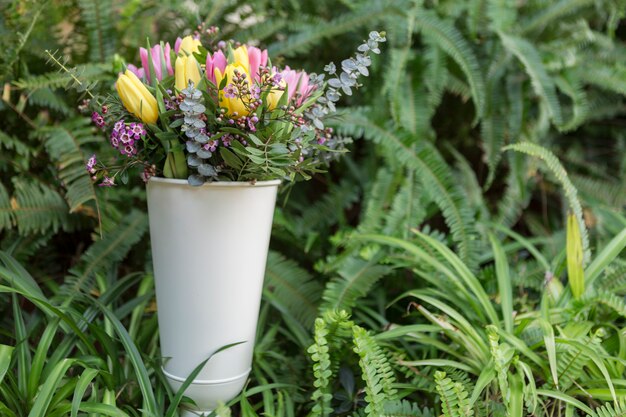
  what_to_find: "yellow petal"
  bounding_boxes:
[186,56,201,87]
[233,46,249,72]
[179,35,201,55]
[116,72,158,124]
[175,56,187,90]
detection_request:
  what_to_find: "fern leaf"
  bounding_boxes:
[58,211,148,301]
[353,326,397,417]
[504,141,590,264]
[40,118,100,214]
[341,112,480,270]
[382,400,435,417]
[522,0,595,34]
[383,172,426,238]
[77,0,115,62]
[307,311,354,417]
[591,399,626,417]
[481,76,507,189]
[0,183,13,233]
[264,251,323,329]
[435,371,473,417]
[493,152,531,228]
[269,0,399,56]
[415,10,486,117]
[27,88,72,116]
[321,255,393,312]
[1,179,71,235]
[498,32,563,127]
[555,71,590,132]
[13,64,110,90]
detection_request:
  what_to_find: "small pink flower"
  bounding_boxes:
[99,176,115,187]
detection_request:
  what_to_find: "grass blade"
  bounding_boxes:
[489,233,513,332]
[0,344,14,385]
[71,368,100,417]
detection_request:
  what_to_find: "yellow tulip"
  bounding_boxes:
[232,46,249,71]
[175,55,202,91]
[178,35,201,55]
[214,63,252,117]
[116,70,158,124]
[265,79,285,111]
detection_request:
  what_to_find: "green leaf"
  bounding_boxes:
[567,213,585,299]
[71,368,99,417]
[28,358,76,417]
[220,147,244,170]
[536,389,596,416]
[0,345,14,385]
[489,233,513,332]
[538,318,559,388]
[586,227,626,287]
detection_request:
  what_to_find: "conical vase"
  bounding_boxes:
[146,177,280,416]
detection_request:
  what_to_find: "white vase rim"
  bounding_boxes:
[148,177,281,188]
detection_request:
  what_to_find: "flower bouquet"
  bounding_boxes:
[87,27,386,187]
[83,27,385,416]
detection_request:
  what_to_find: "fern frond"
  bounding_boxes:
[353,326,398,417]
[13,64,110,90]
[341,112,480,270]
[592,292,626,318]
[321,255,393,312]
[579,63,626,98]
[0,183,13,233]
[504,141,590,264]
[522,0,595,34]
[358,168,400,234]
[77,0,115,62]
[595,265,626,293]
[382,400,435,417]
[498,32,563,127]
[435,371,474,417]
[39,118,100,214]
[481,76,507,189]
[555,71,590,132]
[415,10,486,117]
[27,88,72,116]
[0,179,72,235]
[269,0,400,56]
[58,210,148,300]
[591,399,626,417]
[571,174,626,208]
[264,251,323,329]
[423,40,448,111]
[308,310,354,417]
[383,172,426,238]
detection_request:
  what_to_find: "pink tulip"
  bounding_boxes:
[126,64,145,81]
[205,50,227,85]
[140,43,173,83]
[247,46,268,82]
[281,66,316,107]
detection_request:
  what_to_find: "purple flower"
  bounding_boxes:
[91,112,105,129]
[224,84,238,99]
[85,154,97,174]
[99,176,115,187]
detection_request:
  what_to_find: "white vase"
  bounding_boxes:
[146,177,280,416]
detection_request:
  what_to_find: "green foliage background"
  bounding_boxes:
[1,0,626,416]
